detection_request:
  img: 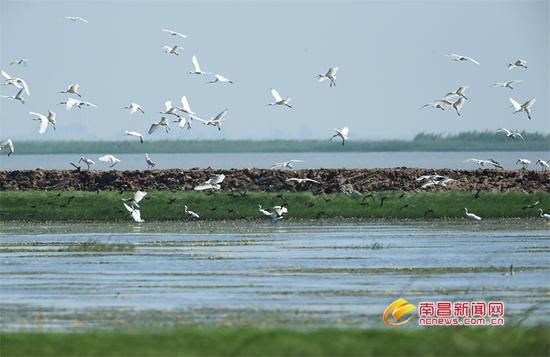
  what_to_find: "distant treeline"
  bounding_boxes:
[11,131,550,154]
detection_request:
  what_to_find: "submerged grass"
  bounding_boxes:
[0,190,548,221]
[1,326,548,356]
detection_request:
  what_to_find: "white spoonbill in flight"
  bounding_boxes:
[209,74,233,84]
[177,96,195,115]
[491,80,522,90]
[507,59,527,70]
[535,159,549,171]
[60,84,81,97]
[148,117,171,134]
[286,178,320,184]
[65,16,88,23]
[162,45,183,56]
[160,101,180,117]
[1,70,30,95]
[123,102,144,114]
[161,29,187,38]
[464,208,481,221]
[191,110,228,131]
[0,139,14,156]
[79,156,95,170]
[125,131,144,143]
[446,53,480,65]
[445,86,469,100]
[268,88,292,108]
[29,111,56,134]
[496,128,524,141]
[271,160,305,169]
[188,55,211,75]
[123,190,147,210]
[194,174,225,191]
[1,87,26,104]
[421,99,453,111]
[98,154,121,168]
[509,98,535,119]
[10,59,28,66]
[318,67,338,87]
[258,204,286,223]
[330,127,349,146]
[466,158,503,169]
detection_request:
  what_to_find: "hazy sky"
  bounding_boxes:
[0,0,548,142]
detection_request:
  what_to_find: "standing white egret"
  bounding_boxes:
[188,55,210,75]
[79,156,95,169]
[1,70,30,95]
[452,97,465,116]
[98,154,121,168]
[65,16,88,23]
[125,131,144,143]
[0,139,14,156]
[535,159,549,171]
[268,88,292,108]
[1,88,26,104]
[496,128,525,141]
[209,74,233,84]
[190,110,228,131]
[145,153,155,169]
[162,45,183,56]
[446,53,480,65]
[148,117,171,134]
[445,86,469,100]
[330,127,349,146]
[421,99,453,110]
[123,102,144,114]
[507,59,527,70]
[464,208,481,221]
[161,29,187,38]
[516,158,531,169]
[538,209,550,221]
[184,205,200,219]
[491,80,522,90]
[29,111,56,134]
[194,174,225,191]
[60,84,81,97]
[271,160,305,169]
[10,59,28,66]
[318,67,338,87]
[509,98,535,120]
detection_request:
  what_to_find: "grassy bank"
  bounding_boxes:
[11,132,550,154]
[2,326,548,356]
[1,191,548,221]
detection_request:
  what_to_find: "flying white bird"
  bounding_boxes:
[491,80,522,90]
[123,190,147,210]
[125,130,144,143]
[188,55,210,75]
[148,117,171,134]
[466,158,503,169]
[446,53,480,65]
[509,98,535,120]
[79,156,95,169]
[194,174,225,191]
[268,88,292,108]
[123,202,144,223]
[538,209,550,221]
[1,87,26,104]
[160,101,180,117]
[162,45,183,56]
[535,159,549,171]
[10,59,28,66]
[173,116,192,130]
[421,177,457,189]
[464,208,481,221]
[190,109,228,131]
[184,205,200,219]
[98,154,121,168]
[452,97,465,116]
[123,102,144,114]
[421,99,453,110]
[496,128,525,141]
[271,160,305,169]
[60,84,81,97]
[145,153,155,169]
[516,158,531,169]
[0,139,14,156]
[445,86,469,100]
[415,174,446,182]
[29,111,56,134]
[58,98,97,110]
[65,16,88,23]
[330,127,349,146]
[507,59,527,70]
[161,29,187,38]
[177,96,195,115]
[318,67,338,87]
[258,204,286,223]
[209,74,233,84]
[1,70,30,95]
[286,178,320,184]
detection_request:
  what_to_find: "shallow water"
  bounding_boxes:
[1,151,548,170]
[1,220,549,331]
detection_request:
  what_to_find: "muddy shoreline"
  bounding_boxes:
[1,168,549,193]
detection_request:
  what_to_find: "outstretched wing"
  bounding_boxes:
[148,123,159,134]
[211,174,225,184]
[213,109,228,122]
[1,70,12,80]
[180,96,194,114]
[340,127,349,136]
[327,67,338,77]
[271,88,282,101]
[509,98,521,111]
[523,99,536,109]
[133,190,147,203]
[192,55,201,72]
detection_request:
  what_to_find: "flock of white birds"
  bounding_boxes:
[0,17,548,223]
